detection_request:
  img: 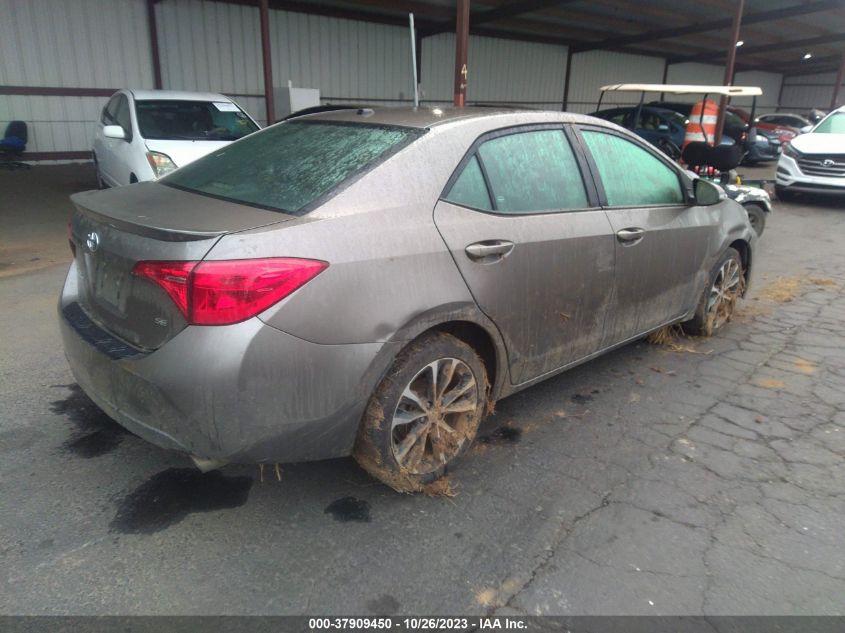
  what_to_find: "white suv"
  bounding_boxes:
[93,89,260,188]
[776,105,845,200]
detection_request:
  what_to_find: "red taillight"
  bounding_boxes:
[132,258,327,326]
[133,260,196,316]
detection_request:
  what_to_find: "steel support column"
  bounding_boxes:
[561,48,573,111]
[714,0,744,144]
[259,0,275,125]
[453,0,470,107]
[830,51,845,110]
[147,0,162,89]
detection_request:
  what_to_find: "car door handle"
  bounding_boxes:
[616,228,645,244]
[465,240,514,261]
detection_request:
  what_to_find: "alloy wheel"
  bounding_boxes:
[390,357,478,474]
[706,258,742,331]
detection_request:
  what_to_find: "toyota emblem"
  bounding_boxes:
[86,231,100,253]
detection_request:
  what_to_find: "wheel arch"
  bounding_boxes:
[729,238,752,294]
[388,303,511,402]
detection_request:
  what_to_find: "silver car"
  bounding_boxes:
[60,107,755,492]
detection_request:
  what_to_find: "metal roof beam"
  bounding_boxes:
[421,0,578,38]
[669,32,845,64]
[573,0,845,53]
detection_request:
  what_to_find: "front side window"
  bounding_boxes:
[164,121,422,215]
[582,130,685,207]
[467,130,588,213]
[135,100,259,141]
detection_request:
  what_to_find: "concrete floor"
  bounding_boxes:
[1,163,844,615]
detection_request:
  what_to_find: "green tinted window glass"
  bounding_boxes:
[814,113,845,134]
[446,156,492,210]
[164,121,421,214]
[582,131,684,206]
[477,130,588,213]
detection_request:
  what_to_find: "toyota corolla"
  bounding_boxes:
[60,107,755,491]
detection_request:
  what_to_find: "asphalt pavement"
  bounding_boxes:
[1,164,844,615]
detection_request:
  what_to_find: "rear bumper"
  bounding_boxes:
[59,263,398,464]
[776,155,845,194]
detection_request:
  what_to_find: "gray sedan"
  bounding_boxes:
[60,107,755,492]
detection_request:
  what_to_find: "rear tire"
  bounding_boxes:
[744,203,767,236]
[683,247,744,337]
[353,332,488,493]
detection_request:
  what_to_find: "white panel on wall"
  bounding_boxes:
[566,50,665,113]
[421,33,568,108]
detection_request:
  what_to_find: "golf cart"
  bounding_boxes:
[595,83,772,236]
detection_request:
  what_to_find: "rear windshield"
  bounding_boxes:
[135,100,258,141]
[163,121,423,215]
[814,113,845,134]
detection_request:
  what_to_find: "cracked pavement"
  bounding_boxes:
[1,165,844,615]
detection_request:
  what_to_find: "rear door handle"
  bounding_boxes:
[465,240,514,261]
[616,228,645,244]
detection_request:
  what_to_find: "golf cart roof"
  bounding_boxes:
[600,84,763,97]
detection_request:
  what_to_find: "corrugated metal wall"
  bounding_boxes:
[566,50,666,113]
[422,33,568,108]
[0,0,153,155]
[270,11,416,105]
[780,72,841,112]
[2,0,790,158]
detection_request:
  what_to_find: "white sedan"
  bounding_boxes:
[92,89,260,188]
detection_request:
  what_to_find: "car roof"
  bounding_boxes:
[127,89,233,102]
[284,106,599,129]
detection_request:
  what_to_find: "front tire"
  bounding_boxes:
[353,332,488,492]
[683,247,744,337]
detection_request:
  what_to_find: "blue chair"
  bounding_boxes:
[1,121,31,170]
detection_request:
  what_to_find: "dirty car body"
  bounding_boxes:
[60,107,755,469]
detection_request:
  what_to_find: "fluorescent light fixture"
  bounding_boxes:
[804,52,813,59]
[736,40,744,47]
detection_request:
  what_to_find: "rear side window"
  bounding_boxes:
[581,130,684,207]
[478,130,588,213]
[164,121,423,214]
[445,156,492,210]
[449,130,588,214]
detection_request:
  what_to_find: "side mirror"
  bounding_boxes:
[693,178,725,206]
[800,125,813,134]
[103,125,126,140]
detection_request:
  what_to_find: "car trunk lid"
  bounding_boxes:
[69,182,294,351]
